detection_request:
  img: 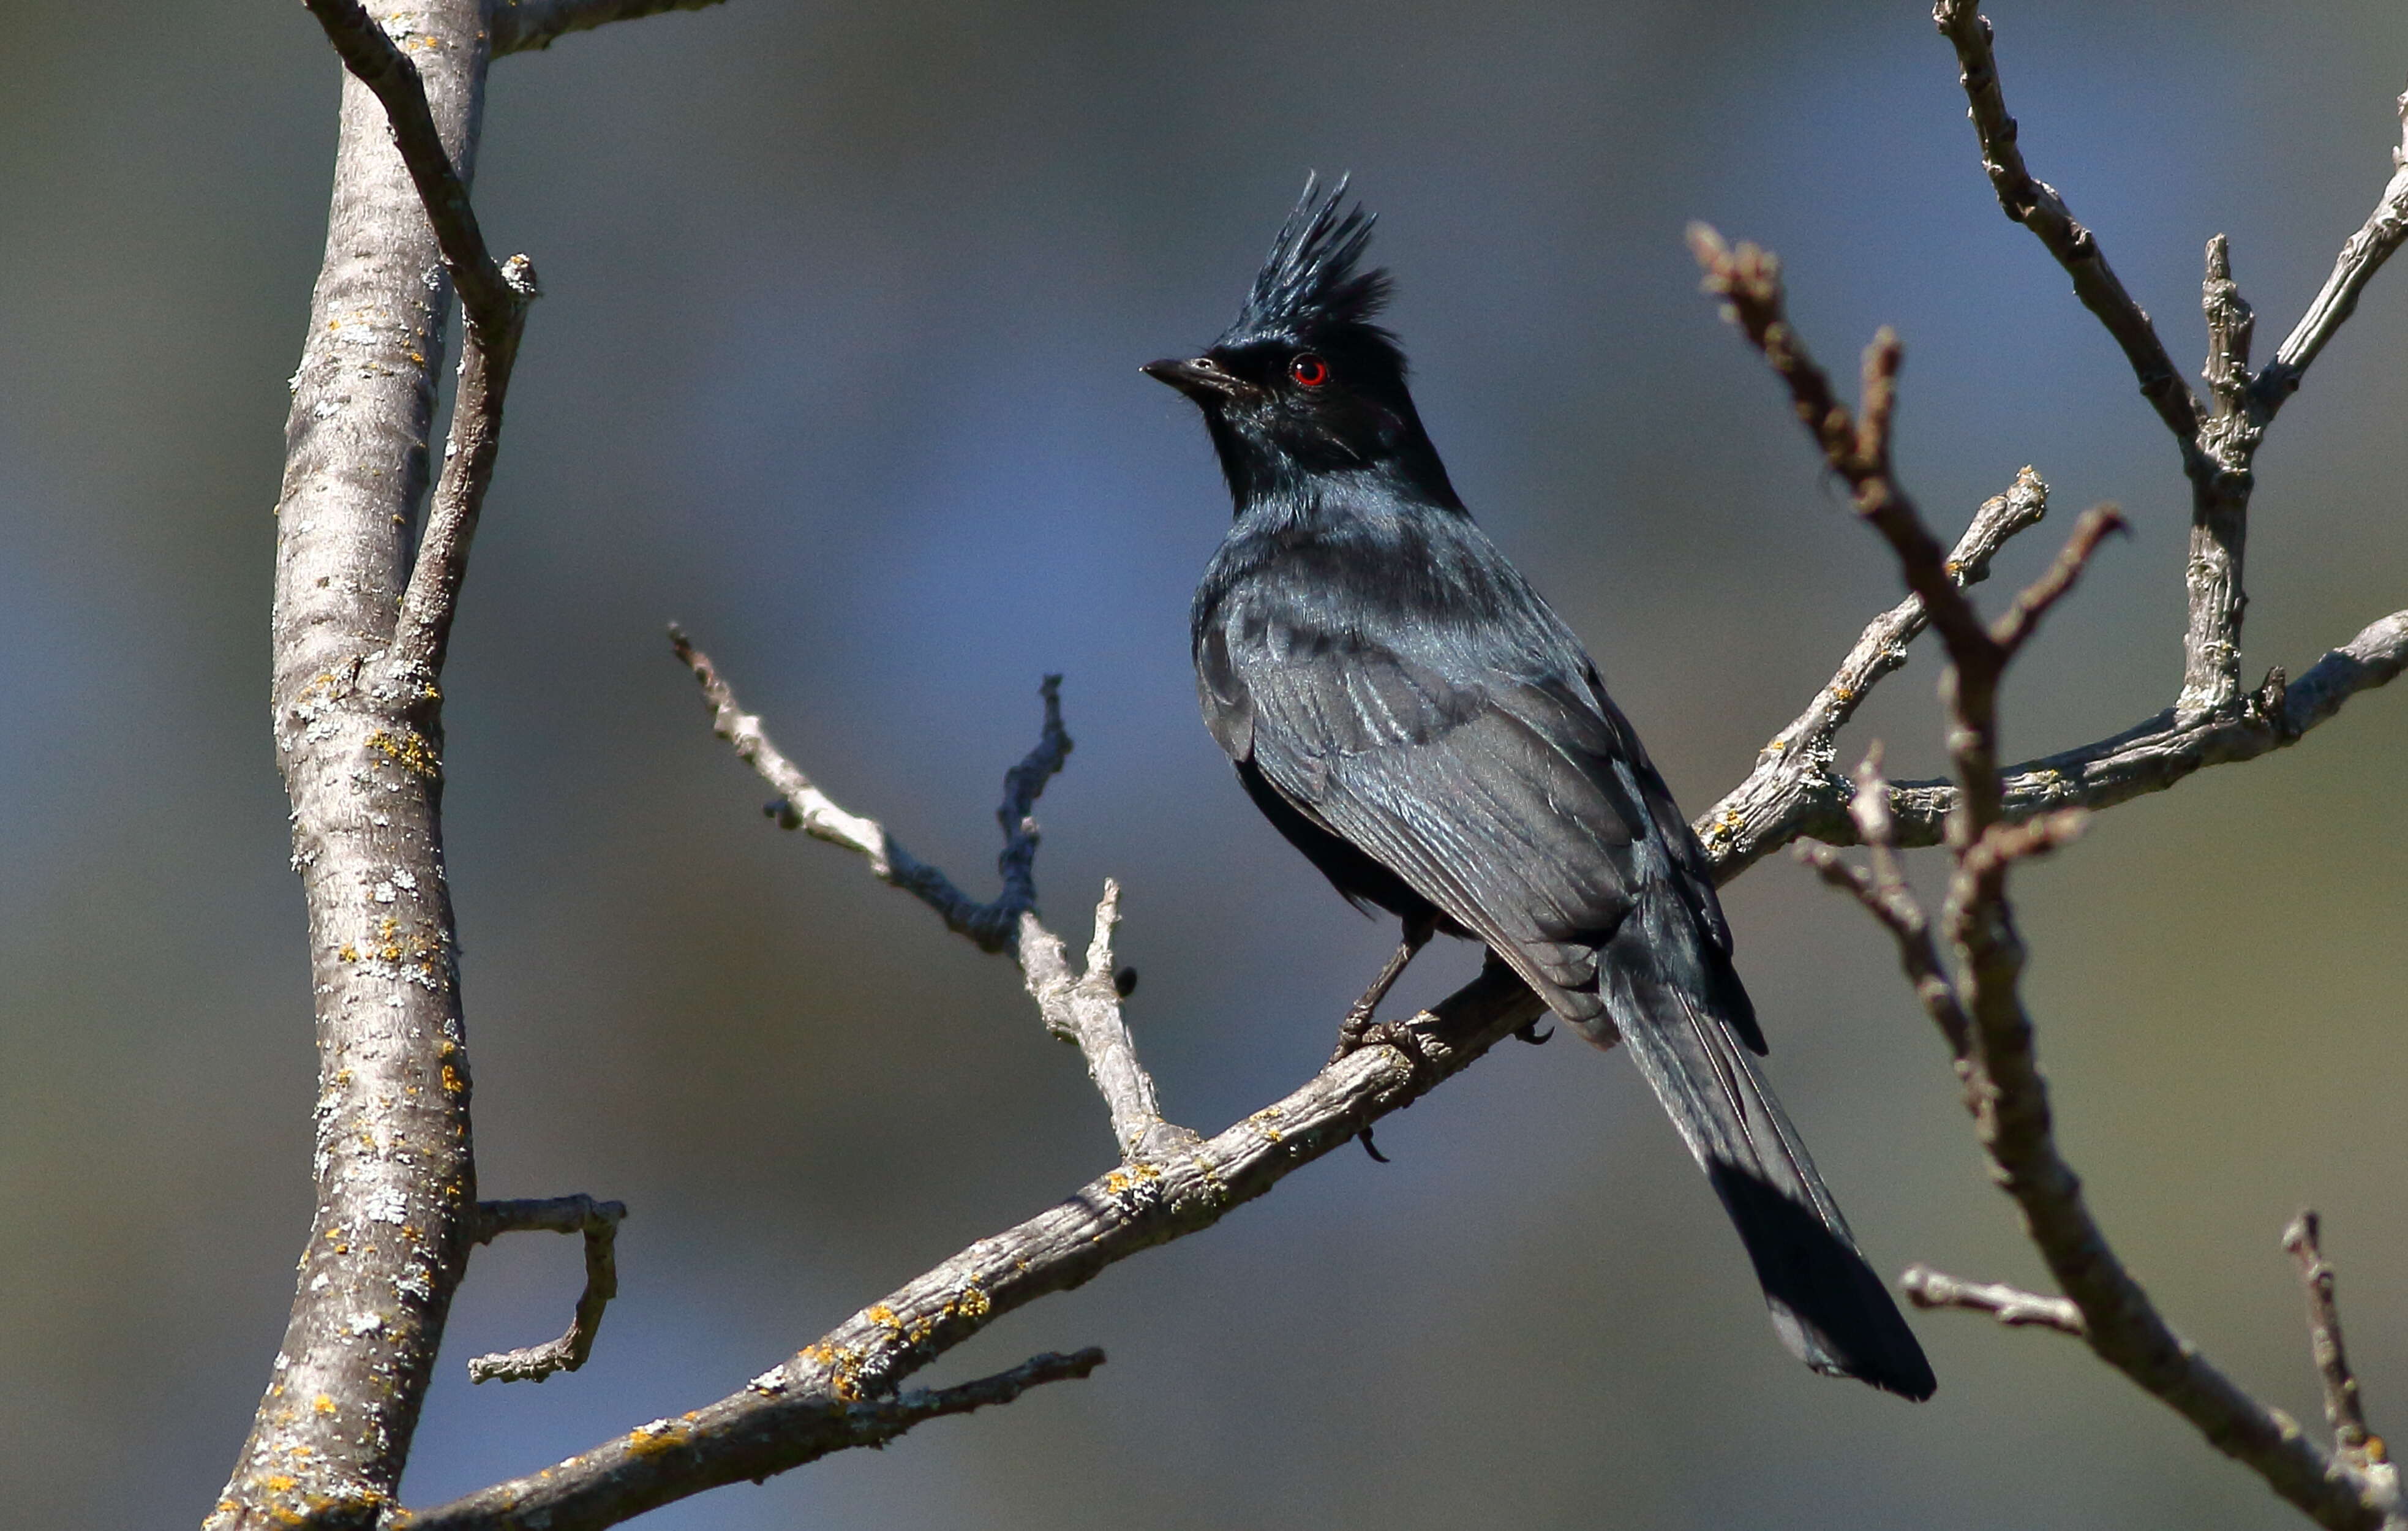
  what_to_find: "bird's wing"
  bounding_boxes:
[1207,606,1647,1014]
[1202,573,1931,1399]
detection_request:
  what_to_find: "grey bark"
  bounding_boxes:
[207,5,492,1527]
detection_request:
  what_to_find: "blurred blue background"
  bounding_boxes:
[4,1,2406,1525]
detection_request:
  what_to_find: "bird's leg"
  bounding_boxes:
[1331,911,1437,1065]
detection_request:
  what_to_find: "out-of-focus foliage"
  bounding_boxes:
[1,2,2402,1526]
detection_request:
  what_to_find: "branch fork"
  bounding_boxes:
[1702,171,2401,1524]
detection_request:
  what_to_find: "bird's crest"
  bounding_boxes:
[1221,173,1393,347]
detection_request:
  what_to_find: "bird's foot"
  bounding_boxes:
[1513,1018,1553,1045]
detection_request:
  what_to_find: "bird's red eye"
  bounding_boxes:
[1289,353,1330,387]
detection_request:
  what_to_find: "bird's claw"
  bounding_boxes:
[1513,1019,1553,1045]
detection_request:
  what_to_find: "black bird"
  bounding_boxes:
[1146,177,1935,1400]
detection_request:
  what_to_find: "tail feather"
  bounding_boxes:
[1590,919,1935,1400]
[1489,886,1934,1401]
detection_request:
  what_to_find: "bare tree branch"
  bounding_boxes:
[403,967,1543,1531]
[1929,0,2201,446]
[416,1347,1105,1531]
[2284,1212,2395,1489]
[467,1196,628,1384]
[1698,467,2048,874]
[491,0,730,55]
[1901,1266,2086,1336]
[2257,89,2408,408]
[299,0,541,693]
[1935,3,2408,724]
[1716,244,2399,1527]
[1689,217,2408,878]
[211,5,496,1527]
[669,630,1196,1167]
[668,626,1069,954]
[1020,886,1198,1162]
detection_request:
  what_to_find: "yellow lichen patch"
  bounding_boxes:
[440,1064,464,1095]
[954,1284,991,1320]
[626,1420,689,1457]
[338,944,359,963]
[312,1394,337,1415]
[366,728,441,780]
[264,1476,299,1493]
[1830,685,1856,703]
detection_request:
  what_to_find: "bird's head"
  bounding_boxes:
[1146,176,1458,513]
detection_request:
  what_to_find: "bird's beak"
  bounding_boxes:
[1143,355,1246,403]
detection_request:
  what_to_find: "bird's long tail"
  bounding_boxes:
[1577,898,1936,1401]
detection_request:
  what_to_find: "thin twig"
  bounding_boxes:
[2203,234,2256,419]
[1902,1265,2086,1336]
[1930,0,2201,446]
[491,0,729,55]
[467,1196,628,1383]
[2284,1212,2390,1474]
[1019,886,1198,1162]
[1990,505,2127,655]
[1796,752,1971,1058]
[669,628,1067,955]
[1688,228,1985,655]
[2257,89,2408,410]
[669,631,1200,1164]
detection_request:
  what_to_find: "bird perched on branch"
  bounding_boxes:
[1146,176,1934,1400]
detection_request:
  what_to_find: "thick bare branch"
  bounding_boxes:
[669,627,1067,954]
[213,5,495,1527]
[1859,608,2408,848]
[404,968,1544,1531]
[1902,1266,2086,1336]
[491,0,730,55]
[1930,0,2201,446]
[467,1196,628,1384]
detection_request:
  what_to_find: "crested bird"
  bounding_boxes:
[1146,176,1935,1400]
